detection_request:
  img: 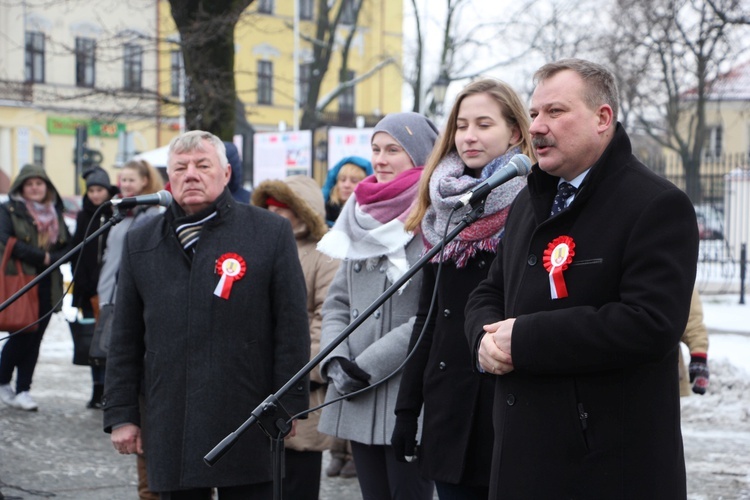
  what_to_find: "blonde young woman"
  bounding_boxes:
[322,156,373,227]
[391,79,534,499]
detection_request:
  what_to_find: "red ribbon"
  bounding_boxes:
[542,236,575,299]
[213,253,246,300]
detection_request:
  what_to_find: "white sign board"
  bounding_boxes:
[327,127,373,170]
[253,130,312,186]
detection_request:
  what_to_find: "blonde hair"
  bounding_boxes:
[330,163,367,205]
[122,159,164,195]
[405,79,535,232]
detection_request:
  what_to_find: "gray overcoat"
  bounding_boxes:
[318,236,424,445]
[102,191,310,491]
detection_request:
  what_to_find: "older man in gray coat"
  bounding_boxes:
[103,131,310,499]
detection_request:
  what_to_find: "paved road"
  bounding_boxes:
[0,313,364,499]
[2,314,749,499]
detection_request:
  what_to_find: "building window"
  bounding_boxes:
[75,37,96,88]
[299,63,311,107]
[339,70,355,115]
[170,50,183,97]
[300,0,314,19]
[33,145,45,167]
[25,31,45,83]
[704,125,723,159]
[258,0,274,14]
[340,0,356,25]
[258,60,273,105]
[123,44,143,91]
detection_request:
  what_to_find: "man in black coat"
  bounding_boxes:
[464,59,698,499]
[103,130,310,498]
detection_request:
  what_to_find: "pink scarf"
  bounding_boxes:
[317,168,423,285]
[25,199,60,250]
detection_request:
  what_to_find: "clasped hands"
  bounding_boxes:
[478,318,515,376]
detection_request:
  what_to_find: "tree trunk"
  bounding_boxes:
[168,0,253,140]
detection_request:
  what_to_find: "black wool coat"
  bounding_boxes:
[465,125,699,499]
[395,253,495,486]
[102,191,310,491]
[70,195,113,309]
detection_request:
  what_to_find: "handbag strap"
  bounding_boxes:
[1,237,25,277]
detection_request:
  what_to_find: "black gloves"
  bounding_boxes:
[327,357,371,395]
[391,412,418,463]
[689,353,709,395]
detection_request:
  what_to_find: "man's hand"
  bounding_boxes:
[111,424,143,455]
[478,318,515,375]
[284,419,298,440]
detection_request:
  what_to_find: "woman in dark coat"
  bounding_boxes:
[0,164,71,411]
[70,166,118,408]
[391,79,534,499]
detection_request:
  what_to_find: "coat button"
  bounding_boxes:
[527,254,537,266]
[506,394,516,406]
[439,362,446,371]
[353,263,362,272]
[443,309,451,318]
[478,260,486,269]
[352,309,359,318]
[374,310,381,319]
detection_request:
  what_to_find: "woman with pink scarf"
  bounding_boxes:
[317,112,438,499]
[0,164,71,412]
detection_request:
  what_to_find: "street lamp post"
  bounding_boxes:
[431,71,450,119]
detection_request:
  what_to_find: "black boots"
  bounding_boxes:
[87,383,104,409]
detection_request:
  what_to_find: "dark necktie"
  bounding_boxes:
[550,182,577,217]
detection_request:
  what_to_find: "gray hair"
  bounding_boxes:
[533,58,619,123]
[168,130,229,171]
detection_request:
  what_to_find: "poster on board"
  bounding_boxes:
[253,130,312,186]
[327,127,374,170]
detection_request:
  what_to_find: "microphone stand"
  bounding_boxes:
[204,199,490,499]
[0,208,126,319]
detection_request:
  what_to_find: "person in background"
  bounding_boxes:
[317,112,438,500]
[252,175,340,500]
[680,288,709,396]
[464,58,699,498]
[392,79,534,499]
[224,142,251,204]
[322,156,372,227]
[71,166,119,409]
[97,159,163,500]
[104,130,310,499]
[320,155,372,478]
[0,164,71,411]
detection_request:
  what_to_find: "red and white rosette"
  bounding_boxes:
[542,236,575,299]
[213,253,246,300]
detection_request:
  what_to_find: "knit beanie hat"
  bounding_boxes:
[83,166,118,196]
[372,112,439,167]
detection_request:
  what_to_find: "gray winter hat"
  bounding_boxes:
[83,166,118,195]
[372,112,439,167]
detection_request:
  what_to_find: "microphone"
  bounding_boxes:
[109,190,173,209]
[452,154,532,209]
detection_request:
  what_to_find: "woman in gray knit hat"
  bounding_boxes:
[317,112,438,499]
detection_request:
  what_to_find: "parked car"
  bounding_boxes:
[694,204,724,240]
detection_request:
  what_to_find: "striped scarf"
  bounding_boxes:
[174,211,217,254]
